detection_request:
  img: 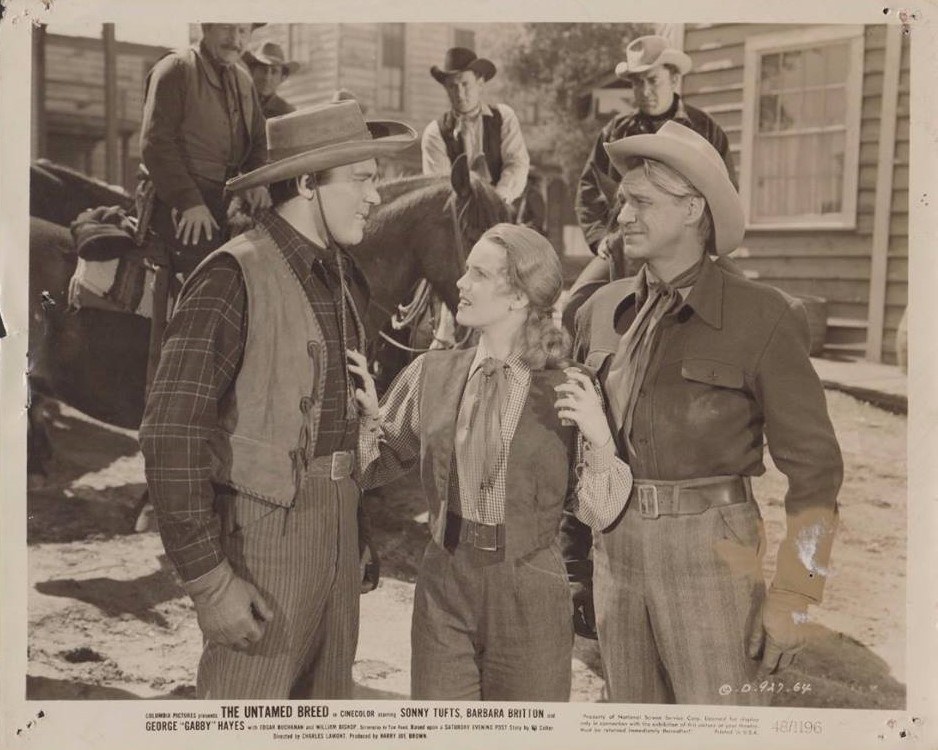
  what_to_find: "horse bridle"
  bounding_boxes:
[377,191,472,354]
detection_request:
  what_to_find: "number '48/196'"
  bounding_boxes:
[773,720,823,734]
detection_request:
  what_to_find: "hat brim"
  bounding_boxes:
[605,133,743,254]
[430,58,497,84]
[243,51,300,75]
[615,49,692,78]
[226,121,418,192]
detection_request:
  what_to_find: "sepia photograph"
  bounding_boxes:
[1,1,935,748]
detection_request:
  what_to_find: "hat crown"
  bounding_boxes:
[256,41,286,64]
[443,47,479,71]
[266,100,371,161]
[658,120,728,177]
[625,35,671,70]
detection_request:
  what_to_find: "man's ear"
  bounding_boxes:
[296,174,315,199]
[684,195,705,226]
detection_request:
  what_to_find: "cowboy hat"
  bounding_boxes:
[430,47,496,84]
[614,35,692,79]
[604,121,743,254]
[242,41,300,76]
[226,100,417,192]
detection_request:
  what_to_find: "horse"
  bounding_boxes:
[27,154,508,451]
[30,159,134,226]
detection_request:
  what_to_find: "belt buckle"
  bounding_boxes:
[472,523,499,552]
[638,485,660,519]
[330,451,352,481]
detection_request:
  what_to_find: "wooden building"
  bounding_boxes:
[681,23,909,364]
[580,23,909,363]
[32,28,169,191]
[249,23,485,176]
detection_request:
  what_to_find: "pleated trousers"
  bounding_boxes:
[593,500,769,706]
[410,539,573,702]
[196,473,360,699]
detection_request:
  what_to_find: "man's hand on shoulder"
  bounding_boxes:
[243,186,272,212]
[183,560,274,651]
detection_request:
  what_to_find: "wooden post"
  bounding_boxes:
[866,26,903,362]
[32,24,47,160]
[103,23,120,185]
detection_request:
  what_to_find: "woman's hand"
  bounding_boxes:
[554,368,613,448]
[346,349,379,419]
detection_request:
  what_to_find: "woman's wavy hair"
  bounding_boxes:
[481,223,571,370]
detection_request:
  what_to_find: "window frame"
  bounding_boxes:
[739,24,865,231]
[376,23,406,113]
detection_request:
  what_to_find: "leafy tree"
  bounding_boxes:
[497,23,655,184]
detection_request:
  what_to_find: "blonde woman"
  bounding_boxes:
[346,223,631,701]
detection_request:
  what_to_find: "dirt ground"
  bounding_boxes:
[24,389,906,707]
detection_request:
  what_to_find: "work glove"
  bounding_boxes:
[747,587,812,674]
[183,559,273,651]
[567,559,598,640]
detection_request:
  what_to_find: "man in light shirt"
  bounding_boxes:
[422,47,531,347]
[421,47,530,205]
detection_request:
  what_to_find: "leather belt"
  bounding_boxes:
[444,511,504,552]
[629,475,751,519]
[307,450,355,481]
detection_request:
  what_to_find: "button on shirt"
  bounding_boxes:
[357,345,632,532]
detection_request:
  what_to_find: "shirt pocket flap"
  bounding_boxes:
[681,359,744,389]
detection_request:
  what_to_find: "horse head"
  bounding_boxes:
[428,153,511,312]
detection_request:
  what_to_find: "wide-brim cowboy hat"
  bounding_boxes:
[430,47,496,84]
[615,35,692,79]
[227,100,417,192]
[604,120,744,254]
[242,41,300,76]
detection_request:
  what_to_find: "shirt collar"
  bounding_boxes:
[468,340,528,381]
[613,256,724,330]
[195,41,230,89]
[682,255,724,329]
[258,209,332,266]
[454,102,493,120]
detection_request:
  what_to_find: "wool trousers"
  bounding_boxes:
[196,473,360,699]
[593,499,768,705]
[410,538,573,701]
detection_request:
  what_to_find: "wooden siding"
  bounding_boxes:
[42,35,168,188]
[683,23,910,362]
[265,24,341,110]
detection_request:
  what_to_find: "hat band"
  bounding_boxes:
[267,125,372,162]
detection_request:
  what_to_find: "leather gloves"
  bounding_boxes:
[183,559,273,651]
[748,587,812,674]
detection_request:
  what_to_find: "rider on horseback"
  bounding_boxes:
[422,47,532,349]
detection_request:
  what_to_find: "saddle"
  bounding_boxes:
[67,203,174,320]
